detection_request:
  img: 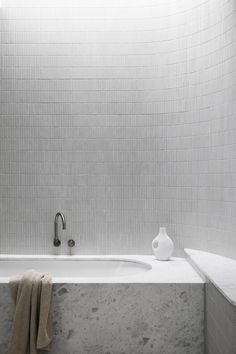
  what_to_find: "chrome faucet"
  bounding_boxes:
[54,212,66,247]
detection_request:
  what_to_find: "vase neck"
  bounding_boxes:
[159,227,167,236]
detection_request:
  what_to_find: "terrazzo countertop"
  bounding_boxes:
[185,248,236,306]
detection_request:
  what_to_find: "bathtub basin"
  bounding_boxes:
[0,255,203,283]
[0,257,151,278]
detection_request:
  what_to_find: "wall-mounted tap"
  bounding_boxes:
[54,212,66,247]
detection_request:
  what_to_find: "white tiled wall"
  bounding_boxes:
[165,0,236,258]
[0,0,236,256]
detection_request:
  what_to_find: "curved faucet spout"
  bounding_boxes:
[54,212,66,247]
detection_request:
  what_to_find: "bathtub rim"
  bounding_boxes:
[0,254,204,284]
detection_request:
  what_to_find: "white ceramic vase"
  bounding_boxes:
[152,227,174,261]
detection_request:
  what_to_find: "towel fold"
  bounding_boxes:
[8,270,53,354]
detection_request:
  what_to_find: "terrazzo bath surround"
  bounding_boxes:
[0,256,204,354]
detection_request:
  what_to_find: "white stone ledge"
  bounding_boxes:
[185,248,236,307]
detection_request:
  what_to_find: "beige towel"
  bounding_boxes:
[8,270,53,354]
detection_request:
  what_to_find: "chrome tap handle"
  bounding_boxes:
[67,239,75,247]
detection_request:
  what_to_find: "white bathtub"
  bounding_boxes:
[0,254,203,283]
[0,255,205,354]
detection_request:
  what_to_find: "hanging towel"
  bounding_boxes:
[8,270,53,354]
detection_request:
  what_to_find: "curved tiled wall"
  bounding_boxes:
[163,0,236,258]
[0,0,235,257]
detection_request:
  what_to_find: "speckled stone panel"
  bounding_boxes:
[0,283,204,354]
[206,283,236,354]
